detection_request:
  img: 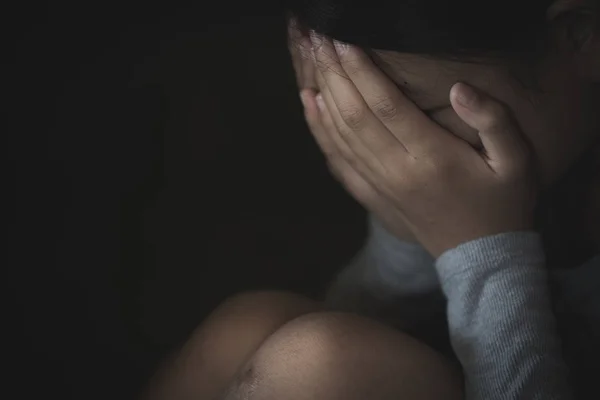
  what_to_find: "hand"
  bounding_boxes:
[307,33,540,258]
[289,21,418,242]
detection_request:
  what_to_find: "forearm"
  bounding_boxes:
[436,232,572,400]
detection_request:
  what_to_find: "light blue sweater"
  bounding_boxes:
[325,215,600,399]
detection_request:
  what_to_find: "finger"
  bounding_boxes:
[307,87,407,232]
[326,139,409,238]
[333,41,451,154]
[316,103,386,211]
[302,86,376,196]
[310,32,405,160]
[288,19,316,90]
[300,89,335,157]
[316,76,389,186]
[450,82,531,173]
[328,148,383,210]
[299,37,316,90]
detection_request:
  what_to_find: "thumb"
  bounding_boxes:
[450,82,530,173]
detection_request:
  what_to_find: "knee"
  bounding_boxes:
[224,312,463,400]
[144,291,320,400]
[196,290,321,367]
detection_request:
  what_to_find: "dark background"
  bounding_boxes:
[8,1,366,398]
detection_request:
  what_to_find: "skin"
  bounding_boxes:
[289,1,600,245]
[143,292,463,400]
[306,35,538,257]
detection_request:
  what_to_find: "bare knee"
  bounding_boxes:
[224,312,463,400]
[194,291,319,367]
[145,291,320,400]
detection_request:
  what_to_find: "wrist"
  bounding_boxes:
[374,216,419,244]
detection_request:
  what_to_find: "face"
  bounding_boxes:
[369,50,599,186]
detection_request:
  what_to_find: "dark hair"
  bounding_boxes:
[286,0,555,61]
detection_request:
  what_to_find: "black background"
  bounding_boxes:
[8,1,366,398]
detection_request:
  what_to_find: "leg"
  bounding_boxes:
[143,291,321,400]
[222,312,463,400]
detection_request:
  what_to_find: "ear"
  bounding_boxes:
[547,0,600,81]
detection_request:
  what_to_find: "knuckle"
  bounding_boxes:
[314,57,328,72]
[371,96,399,122]
[339,57,360,74]
[338,103,366,130]
[315,49,336,71]
[339,57,367,78]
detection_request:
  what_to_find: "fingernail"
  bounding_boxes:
[299,91,308,109]
[333,40,349,55]
[454,82,479,109]
[316,93,325,112]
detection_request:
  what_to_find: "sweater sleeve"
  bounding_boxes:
[435,231,573,400]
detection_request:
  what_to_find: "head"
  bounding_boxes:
[286,0,600,187]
